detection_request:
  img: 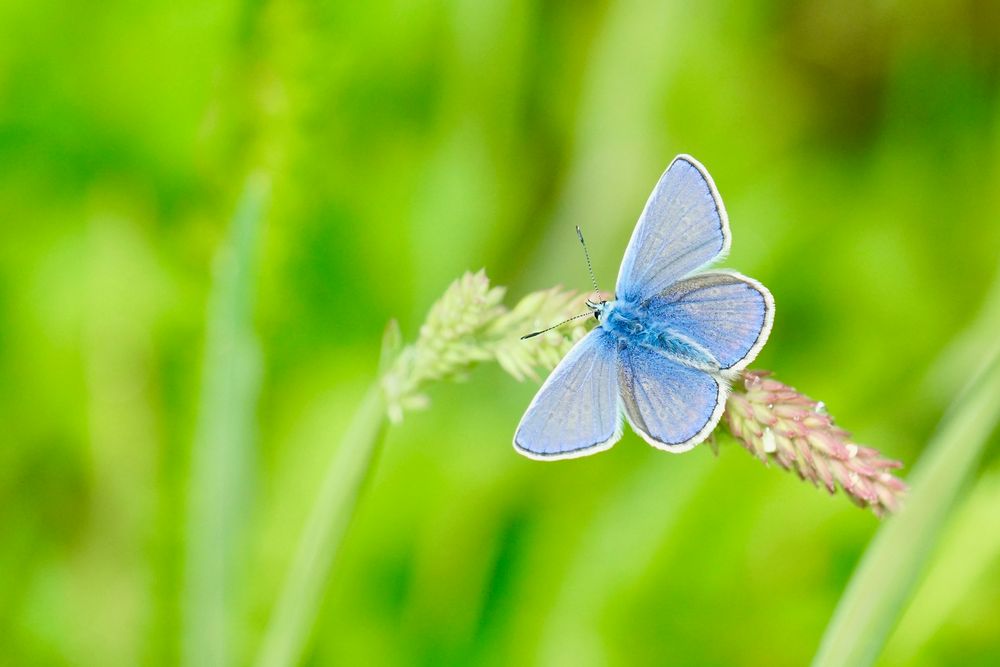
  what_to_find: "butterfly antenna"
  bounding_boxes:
[521,311,593,340]
[522,226,602,340]
[576,226,600,298]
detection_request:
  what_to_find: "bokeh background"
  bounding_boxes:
[3,1,1000,665]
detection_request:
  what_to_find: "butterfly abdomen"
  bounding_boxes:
[651,330,719,371]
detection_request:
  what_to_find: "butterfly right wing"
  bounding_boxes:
[514,328,622,460]
[616,155,731,303]
[618,341,726,453]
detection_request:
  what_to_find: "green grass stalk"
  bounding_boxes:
[182,175,269,667]
[254,386,387,667]
[811,347,1000,667]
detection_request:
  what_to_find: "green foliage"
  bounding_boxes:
[2,1,1000,665]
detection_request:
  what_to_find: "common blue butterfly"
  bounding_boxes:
[515,155,774,460]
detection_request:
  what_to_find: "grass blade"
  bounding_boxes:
[811,347,1000,667]
[182,174,269,667]
[254,385,387,667]
[882,469,1000,662]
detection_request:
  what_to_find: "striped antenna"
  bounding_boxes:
[576,225,600,297]
[520,311,593,340]
[521,226,604,340]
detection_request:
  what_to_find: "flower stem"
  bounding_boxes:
[254,385,387,667]
[254,272,583,667]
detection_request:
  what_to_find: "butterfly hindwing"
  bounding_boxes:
[514,328,622,460]
[644,270,774,371]
[616,155,730,303]
[618,342,726,452]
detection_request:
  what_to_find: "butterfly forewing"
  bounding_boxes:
[615,155,730,303]
[514,328,622,460]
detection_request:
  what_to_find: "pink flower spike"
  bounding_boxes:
[723,370,907,517]
[759,378,787,392]
[812,455,838,494]
[773,403,810,420]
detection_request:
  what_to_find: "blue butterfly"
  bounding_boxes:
[515,155,774,460]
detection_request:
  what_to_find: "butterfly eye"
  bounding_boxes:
[593,311,600,321]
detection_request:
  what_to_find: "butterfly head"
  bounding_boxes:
[585,291,616,323]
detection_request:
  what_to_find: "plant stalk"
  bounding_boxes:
[811,347,1000,667]
[255,385,387,667]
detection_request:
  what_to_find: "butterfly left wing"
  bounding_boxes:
[616,155,730,303]
[644,270,774,372]
[618,342,726,452]
[514,328,622,460]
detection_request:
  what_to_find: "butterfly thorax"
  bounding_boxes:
[597,299,720,372]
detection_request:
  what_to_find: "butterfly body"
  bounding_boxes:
[597,298,721,373]
[515,155,774,461]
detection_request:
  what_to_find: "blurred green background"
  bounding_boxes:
[3,0,1000,665]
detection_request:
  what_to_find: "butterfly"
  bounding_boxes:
[514,155,774,460]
